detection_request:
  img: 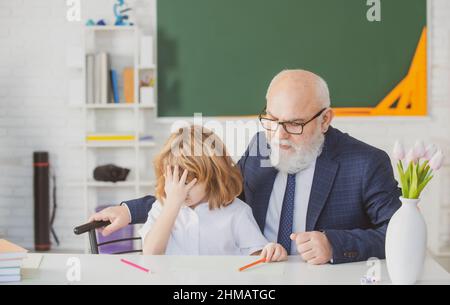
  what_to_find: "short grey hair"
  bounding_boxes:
[315,75,331,108]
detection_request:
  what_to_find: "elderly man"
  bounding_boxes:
[90,69,401,264]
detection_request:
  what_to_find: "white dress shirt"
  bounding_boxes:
[139,198,268,256]
[264,159,317,255]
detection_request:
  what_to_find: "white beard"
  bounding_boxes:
[269,129,325,174]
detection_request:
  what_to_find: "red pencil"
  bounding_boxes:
[239,258,266,272]
[120,258,150,273]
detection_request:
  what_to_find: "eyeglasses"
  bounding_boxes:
[259,108,327,135]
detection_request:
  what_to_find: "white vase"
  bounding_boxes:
[385,197,427,285]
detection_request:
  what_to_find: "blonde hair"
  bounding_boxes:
[154,125,243,209]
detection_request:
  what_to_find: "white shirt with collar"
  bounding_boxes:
[264,159,317,255]
[138,198,268,256]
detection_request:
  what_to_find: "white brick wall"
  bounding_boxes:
[0,0,449,254]
[0,0,155,250]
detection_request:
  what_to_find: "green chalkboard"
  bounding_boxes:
[157,0,427,117]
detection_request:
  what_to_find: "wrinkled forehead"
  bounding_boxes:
[266,98,318,122]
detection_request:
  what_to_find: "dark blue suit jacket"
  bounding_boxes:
[124,127,401,264]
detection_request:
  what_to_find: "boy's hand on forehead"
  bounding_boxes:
[164,165,197,208]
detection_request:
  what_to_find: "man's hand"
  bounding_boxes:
[290,231,333,265]
[88,205,131,237]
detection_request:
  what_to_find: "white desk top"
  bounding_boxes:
[6,253,450,285]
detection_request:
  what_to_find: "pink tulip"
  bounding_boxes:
[413,140,426,159]
[405,148,418,165]
[429,150,444,171]
[392,141,405,161]
[424,144,438,161]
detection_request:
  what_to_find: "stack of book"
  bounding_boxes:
[0,239,28,283]
[86,52,134,105]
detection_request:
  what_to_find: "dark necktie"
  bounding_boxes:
[277,174,296,254]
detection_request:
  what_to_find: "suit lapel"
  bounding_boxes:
[249,132,279,230]
[306,156,339,231]
[306,127,340,231]
[253,166,278,231]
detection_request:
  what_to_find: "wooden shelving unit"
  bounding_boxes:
[69,25,158,252]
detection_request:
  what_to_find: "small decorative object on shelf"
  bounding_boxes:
[386,140,445,285]
[85,19,108,26]
[114,0,134,26]
[86,19,96,26]
[360,276,380,285]
[140,73,155,106]
[94,164,130,183]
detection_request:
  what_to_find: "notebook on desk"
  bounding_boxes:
[0,239,28,261]
[0,239,28,283]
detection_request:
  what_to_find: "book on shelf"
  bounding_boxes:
[100,52,111,104]
[110,70,120,104]
[86,134,136,142]
[139,135,154,142]
[86,52,113,105]
[86,54,95,104]
[123,67,134,104]
[94,53,102,104]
